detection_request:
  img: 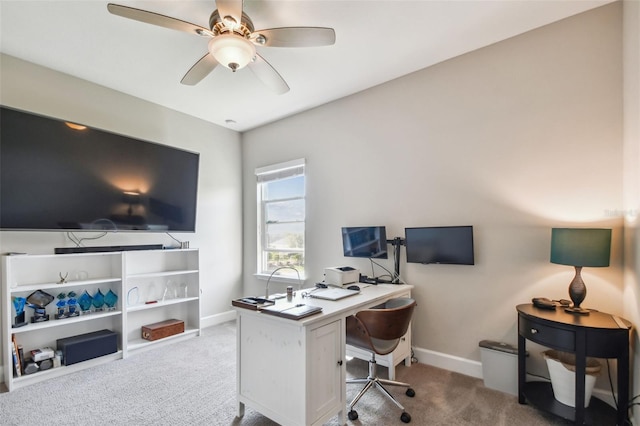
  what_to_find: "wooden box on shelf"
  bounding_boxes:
[141,318,184,341]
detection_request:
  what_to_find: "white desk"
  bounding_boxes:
[233,284,413,426]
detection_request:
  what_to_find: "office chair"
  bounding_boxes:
[346,297,416,423]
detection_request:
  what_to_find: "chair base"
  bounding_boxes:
[347,354,415,422]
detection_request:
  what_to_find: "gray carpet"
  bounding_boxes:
[0,321,569,425]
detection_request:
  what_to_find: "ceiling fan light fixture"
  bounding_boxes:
[208,34,256,72]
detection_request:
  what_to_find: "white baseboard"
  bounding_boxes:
[413,346,483,379]
[201,309,236,329]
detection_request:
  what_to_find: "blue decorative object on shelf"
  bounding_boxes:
[78,290,93,314]
[92,289,105,312]
[55,293,67,319]
[12,296,26,315]
[67,291,79,317]
[12,297,27,328]
[104,289,118,311]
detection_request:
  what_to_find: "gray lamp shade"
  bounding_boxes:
[550,228,611,267]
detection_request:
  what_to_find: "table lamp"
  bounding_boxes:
[550,228,611,315]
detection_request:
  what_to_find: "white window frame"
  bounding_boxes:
[255,158,306,282]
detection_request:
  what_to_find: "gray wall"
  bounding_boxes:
[0,54,244,326]
[242,3,625,379]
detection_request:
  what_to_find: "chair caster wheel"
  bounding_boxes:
[348,410,358,421]
[406,388,415,397]
[400,412,411,423]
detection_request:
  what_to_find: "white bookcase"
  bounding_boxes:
[2,248,200,391]
[123,249,200,354]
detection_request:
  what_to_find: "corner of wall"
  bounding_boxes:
[623,0,640,424]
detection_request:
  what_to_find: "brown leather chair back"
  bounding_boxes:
[346,298,416,355]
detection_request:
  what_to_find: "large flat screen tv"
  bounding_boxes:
[341,226,388,259]
[0,106,199,232]
[405,226,474,265]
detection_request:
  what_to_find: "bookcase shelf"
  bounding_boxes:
[127,327,200,352]
[127,269,198,280]
[127,297,199,312]
[2,249,200,391]
[9,351,124,391]
[10,310,122,335]
[8,278,122,294]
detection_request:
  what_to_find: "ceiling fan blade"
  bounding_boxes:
[107,3,213,37]
[248,54,289,95]
[252,27,336,47]
[215,0,244,26]
[181,54,219,85]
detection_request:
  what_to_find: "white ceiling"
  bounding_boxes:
[0,0,614,132]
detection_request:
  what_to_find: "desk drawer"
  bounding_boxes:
[519,316,575,352]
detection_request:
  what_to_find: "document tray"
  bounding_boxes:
[232,297,275,311]
[261,303,322,320]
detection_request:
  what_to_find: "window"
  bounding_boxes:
[256,158,305,278]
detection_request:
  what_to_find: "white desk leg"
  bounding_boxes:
[389,365,396,381]
[340,318,348,426]
[404,355,412,366]
[237,401,245,418]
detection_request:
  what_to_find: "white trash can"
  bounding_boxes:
[479,340,519,396]
[543,350,601,407]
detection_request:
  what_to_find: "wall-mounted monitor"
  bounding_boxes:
[0,106,199,232]
[405,226,474,265]
[341,226,388,259]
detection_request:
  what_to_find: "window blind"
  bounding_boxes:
[255,158,305,183]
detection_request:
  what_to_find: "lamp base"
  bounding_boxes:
[566,266,590,315]
[564,306,590,315]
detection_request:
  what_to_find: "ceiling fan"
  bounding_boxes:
[107,1,335,94]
